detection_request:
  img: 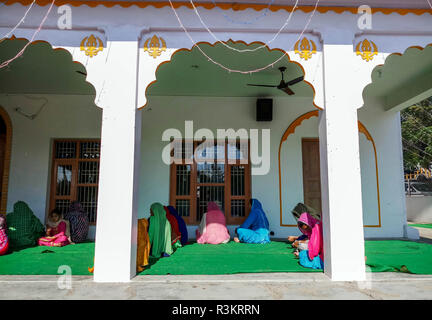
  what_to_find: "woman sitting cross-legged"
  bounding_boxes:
[233,199,271,244]
[293,212,324,270]
[289,212,320,251]
[7,201,45,250]
[196,202,230,245]
[38,209,71,247]
[148,202,173,258]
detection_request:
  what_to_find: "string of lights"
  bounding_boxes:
[0,0,36,42]
[0,0,55,69]
[189,0,300,53]
[168,0,320,74]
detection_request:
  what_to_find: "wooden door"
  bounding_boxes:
[301,138,322,213]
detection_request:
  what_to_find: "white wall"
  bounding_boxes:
[139,95,392,239]
[406,196,432,223]
[0,94,101,237]
[0,93,406,240]
[358,107,407,238]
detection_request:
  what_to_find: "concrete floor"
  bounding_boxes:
[1,272,432,300]
[1,225,432,300]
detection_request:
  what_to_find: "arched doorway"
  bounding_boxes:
[278,110,381,227]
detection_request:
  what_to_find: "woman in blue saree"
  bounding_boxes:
[233,199,271,244]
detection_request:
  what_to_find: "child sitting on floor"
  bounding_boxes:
[38,209,71,247]
[0,215,9,255]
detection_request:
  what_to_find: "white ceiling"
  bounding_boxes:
[0,38,95,96]
[147,40,314,98]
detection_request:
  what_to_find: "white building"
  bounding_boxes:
[0,0,431,282]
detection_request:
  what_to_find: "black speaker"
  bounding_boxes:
[256,99,273,121]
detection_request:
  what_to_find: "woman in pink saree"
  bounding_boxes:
[196,202,230,244]
[293,212,324,269]
[38,209,71,247]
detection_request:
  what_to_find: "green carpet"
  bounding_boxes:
[140,241,321,275]
[1,240,432,276]
[0,242,95,275]
[364,240,432,274]
[409,223,432,229]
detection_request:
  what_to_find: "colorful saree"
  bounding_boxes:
[167,206,188,245]
[6,201,45,249]
[64,201,89,243]
[164,206,181,245]
[148,203,173,258]
[236,199,270,244]
[196,202,230,245]
[0,215,8,255]
[136,218,151,272]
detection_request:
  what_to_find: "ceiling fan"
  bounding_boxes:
[247,67,304,95]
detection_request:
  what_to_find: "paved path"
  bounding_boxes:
[1,272,432,300]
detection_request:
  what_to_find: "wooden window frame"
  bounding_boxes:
[169,139,251,225]
[49,139,100,225]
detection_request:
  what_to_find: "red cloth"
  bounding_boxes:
[164,206,181,244]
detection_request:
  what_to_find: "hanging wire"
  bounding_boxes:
[167,0,320,74]
[0,0,36,41]
[0,0,55,69]
[189,0,300,53]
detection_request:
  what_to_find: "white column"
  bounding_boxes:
[93,29,142,282]
[319,34,366,281]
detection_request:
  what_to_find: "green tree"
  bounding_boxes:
[401,97,432,172]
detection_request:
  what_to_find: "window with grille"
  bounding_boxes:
[49,140,100,224]
[169,139,251,225]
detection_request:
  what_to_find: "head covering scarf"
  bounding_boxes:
[64,201,89,243]
[148,203,173,257]
[292,203,321,222]
[239,199,270,231]
[196,202,230,245]
[167,206,188,245]
[6,201,45,249]
[297,212,319,238]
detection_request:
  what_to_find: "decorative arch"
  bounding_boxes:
[139,39,321,110]
[362,43,432,110]
[0,106,13,215]
[278,110,382,228]
[0,35,97,105]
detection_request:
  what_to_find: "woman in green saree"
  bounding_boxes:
[148,202,173,258]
